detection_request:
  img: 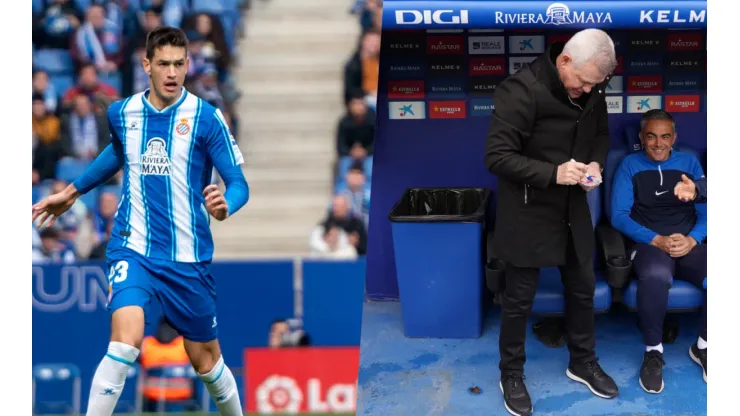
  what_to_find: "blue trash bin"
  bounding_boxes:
[389,188,492,338]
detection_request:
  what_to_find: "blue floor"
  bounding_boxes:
[357,301,707,416]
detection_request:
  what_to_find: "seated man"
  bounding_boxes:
[611,109,707,393]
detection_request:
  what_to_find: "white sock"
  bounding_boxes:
[86,342,139,416]
[646,343,664,354]
[199,356,243,416]
[698,337,707,350]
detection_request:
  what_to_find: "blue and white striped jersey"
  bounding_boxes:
[106,89,244,263]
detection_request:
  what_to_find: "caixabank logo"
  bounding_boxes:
[606,76,623,94]
[626,95,662,113]
[508,35,545,54]
[388,101,426,120]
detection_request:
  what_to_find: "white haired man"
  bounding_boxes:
[486,28,619,416]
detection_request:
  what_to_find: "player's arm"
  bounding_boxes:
[205,108,249,217]
[70,140,125,195]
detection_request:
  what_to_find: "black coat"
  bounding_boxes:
[485,43,612,268]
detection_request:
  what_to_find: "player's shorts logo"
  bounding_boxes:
[256,375,303,413]
[141,138,172,176]
[176,119,190,136]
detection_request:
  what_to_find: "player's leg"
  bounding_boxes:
[157,261,243,415]
[87,254,152,415]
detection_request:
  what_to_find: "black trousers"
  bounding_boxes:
[499,233,596,376]
[632,243,707,346]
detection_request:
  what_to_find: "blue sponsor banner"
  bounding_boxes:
[383,57,426,80]
[664,72,704,91]
[428,77,467,99]
[383,1,707,30]
[625,53,664,75]
[470,97,495,116]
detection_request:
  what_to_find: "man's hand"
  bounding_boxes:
[203,184,229,221]
[32,185,79,228]
[668,234,697,258]
[556,160,588,185]
[674,174,697,202]
[650,235,674,254]
[579,162,603,192]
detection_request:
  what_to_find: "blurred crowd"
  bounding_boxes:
[32,0,247,263]
[308,0,381,260]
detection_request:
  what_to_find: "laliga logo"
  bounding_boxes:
[256,375,357,413]
[256,376,303,414]
[395,10,469,25]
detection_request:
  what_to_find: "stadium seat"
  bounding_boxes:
[32,363,82,415]
[33,0,44,14]
[599,124,705,311]
[99,72,123,95]
[192,0,234,14]
[531,187,612,315]
[56,158,91,184]
[50,75,75,99]
[33,49,75,75]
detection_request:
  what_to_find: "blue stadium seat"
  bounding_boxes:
[74,0,92,12]
[531,187,612,315]
[56,158,91,183]
[50,75,75,98]
[32,363,82,415]
[99,72,123,95]
[33,49,75,75]
[600,124,705,311]
[191,0,234,13]
[33,0,44,13]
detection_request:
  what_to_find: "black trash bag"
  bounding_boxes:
[389,188,492,223]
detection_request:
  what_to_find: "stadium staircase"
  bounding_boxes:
[210,0,361,258]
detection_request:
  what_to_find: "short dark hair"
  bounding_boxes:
[640,109,675,131]
[146,26,189,61]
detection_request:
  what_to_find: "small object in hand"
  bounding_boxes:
[585,175,602,184]
[468,385,482,395]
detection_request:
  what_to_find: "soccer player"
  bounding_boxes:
[32,27,249,415]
